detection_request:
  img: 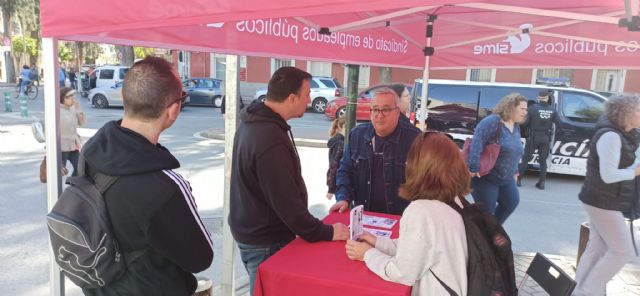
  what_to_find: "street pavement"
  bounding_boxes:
[1,85,638,295]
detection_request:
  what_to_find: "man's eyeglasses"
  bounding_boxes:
[370,107,398,117]
[168,91,188,108]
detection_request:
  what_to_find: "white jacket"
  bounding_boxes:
[363,198,468,296]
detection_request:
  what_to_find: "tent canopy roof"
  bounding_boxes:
[42,0,640,69]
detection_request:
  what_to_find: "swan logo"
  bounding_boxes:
[473,24,533,55]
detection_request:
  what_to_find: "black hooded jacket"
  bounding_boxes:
[82,120,214,296]
[229,101,333,245]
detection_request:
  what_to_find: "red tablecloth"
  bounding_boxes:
[254,211,411,296]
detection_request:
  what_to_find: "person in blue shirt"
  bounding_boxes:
[59,66,66,87]
[467,93,527,224]
[19,65,31,95]
[330,87,421,215]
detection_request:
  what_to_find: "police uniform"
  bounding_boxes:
[518,91,558,190]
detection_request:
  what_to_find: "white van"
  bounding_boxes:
[91,66,129,89]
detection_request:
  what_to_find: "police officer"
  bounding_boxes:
[518,90,558,190]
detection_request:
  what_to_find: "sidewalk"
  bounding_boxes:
[515,253,640,295]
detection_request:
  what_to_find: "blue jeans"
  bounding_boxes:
[61,150,80,176]
[471,173,520,224]
[237,241,291,295]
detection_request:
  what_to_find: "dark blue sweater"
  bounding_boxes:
[468,114,524,181]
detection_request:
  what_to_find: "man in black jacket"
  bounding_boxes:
[81,57,214,296]
[518,90,558,190]
[229,67,349,294]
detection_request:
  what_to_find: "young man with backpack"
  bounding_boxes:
[48,56,213,295]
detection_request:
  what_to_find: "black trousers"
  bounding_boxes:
[518,134,551,181]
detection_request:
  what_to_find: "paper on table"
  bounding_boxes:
[363,227,392,238]
[363,215,398,229]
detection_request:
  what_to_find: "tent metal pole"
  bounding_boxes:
[43,37,65,296]
[418,15,436,132]
[222,54,239,296]
[456,3,619,24]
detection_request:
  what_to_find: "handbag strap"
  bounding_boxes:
[491,119,502,144]
[430,269,458,296]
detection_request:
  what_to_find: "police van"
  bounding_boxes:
[411,79,608,176]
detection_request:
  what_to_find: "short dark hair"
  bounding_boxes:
[266,67,311,103]
[122,56,182,119]
[59,87,74,103]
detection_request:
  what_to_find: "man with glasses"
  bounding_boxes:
[330,88,421,215]
[81,56,213,296]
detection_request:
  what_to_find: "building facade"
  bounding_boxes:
[176,51,640,94]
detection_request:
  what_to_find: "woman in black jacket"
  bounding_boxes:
[573,94,640,295]
[326,117,345,199]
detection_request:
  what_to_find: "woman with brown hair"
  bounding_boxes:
[467,93,527,224]
[59,87,86,176]
[345,133,469,296]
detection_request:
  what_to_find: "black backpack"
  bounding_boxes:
[432,198,518,296]
[46,159,143,289]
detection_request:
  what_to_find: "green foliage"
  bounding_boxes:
[11,35,37,56]
[134,47,155,59]
[58,42,73,62]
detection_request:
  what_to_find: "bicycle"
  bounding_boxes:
[15,80,38,100]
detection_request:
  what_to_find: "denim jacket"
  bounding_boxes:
[335,121,420,215]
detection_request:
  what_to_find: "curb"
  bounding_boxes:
[198,129,327,148]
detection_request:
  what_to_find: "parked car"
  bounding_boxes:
[90,81,190,108]
[183,78,224,107]
[90,65,129,89]
[253,76,343,113]
[324,83,411,121]
[409,79,607,176]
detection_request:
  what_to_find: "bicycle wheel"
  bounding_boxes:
[26,85,38,100]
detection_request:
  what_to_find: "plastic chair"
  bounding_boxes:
[518,253,576,296]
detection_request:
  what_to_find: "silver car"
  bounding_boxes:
[89,81,190,108]
[253,76,343,113]
[89,82,124,108]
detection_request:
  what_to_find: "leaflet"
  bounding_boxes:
[363,227,392,238]
[349,205,364,240]
[363,215,397,229]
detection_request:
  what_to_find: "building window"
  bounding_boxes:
[593,69,624,92]
[212,54,226,81]
[271,58,295,75]
[358,65,370,89]
[468,69,493,82]
[308,61,332,77]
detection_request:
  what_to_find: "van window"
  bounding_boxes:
[119,68,128,79]
[310,79,320,88]
[99,69,114,80]
[319,78,336,88]
[479,87,543,118]
[561,92,604,123]
[426,84,479,133]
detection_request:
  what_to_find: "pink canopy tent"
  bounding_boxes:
[40,1,639,295]
[42,0,640,69]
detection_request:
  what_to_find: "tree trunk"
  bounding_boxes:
[2,7,15,83]
[120,46,135,66]
[379,67,391,84]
